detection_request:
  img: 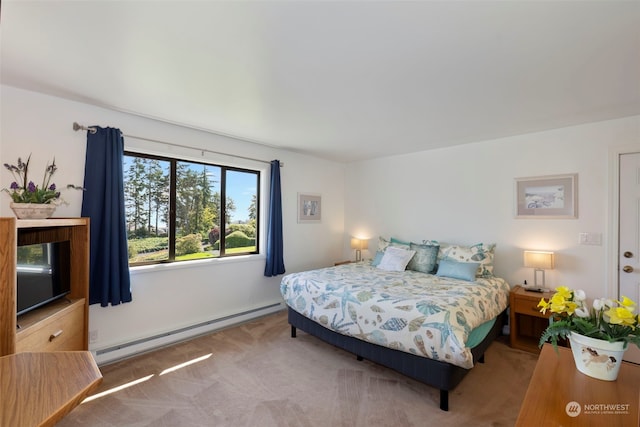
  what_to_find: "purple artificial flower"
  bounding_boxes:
[3,155,82,203]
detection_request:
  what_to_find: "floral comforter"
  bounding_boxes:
[280,262,510,369]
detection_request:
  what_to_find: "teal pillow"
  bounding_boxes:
[390,237,410,247]
[436,259,480,282]
[407,242,439,274]
[372,250,384,266]
[438,242,496,277]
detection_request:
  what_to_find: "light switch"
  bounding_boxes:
[579,232,602,246]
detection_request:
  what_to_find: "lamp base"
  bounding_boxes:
[533,269,546,288]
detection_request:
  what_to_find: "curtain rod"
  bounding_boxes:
[72,122,283,167]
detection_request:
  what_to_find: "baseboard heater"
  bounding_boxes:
[94,302,283,363]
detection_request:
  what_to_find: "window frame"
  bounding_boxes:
[123,150,261,266]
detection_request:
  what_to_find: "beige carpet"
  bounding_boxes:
[58,311,538,426]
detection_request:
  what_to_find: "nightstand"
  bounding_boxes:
[509,285,554,353]
[334,260,353,266]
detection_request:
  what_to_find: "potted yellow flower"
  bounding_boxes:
[537,286,640,381]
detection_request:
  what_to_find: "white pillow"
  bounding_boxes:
[376,246,416,272]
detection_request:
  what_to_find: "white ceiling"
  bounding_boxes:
[1,1,639,163]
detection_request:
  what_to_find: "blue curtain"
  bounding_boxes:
[264,160,285,277]
[81,126,132,306]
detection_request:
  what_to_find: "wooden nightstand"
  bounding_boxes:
[509,285,554,353]
[334,260,353,266]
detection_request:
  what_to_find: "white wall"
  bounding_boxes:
[3,84,638,363]
[1,85,345,363]
[344,115,640,301]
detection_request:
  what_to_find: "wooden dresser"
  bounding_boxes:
[516,344,640,426]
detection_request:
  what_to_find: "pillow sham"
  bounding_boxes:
[438,242,496,277]
[406,242,439,274]
[436,259,480,282]
[376,246,416,272]
[377,236,391,252]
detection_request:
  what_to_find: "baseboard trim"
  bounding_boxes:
[93,302,284,365]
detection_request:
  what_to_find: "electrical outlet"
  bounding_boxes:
[579,232,602,246]
[89,329,98,343]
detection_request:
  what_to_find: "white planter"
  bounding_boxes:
[10,202,57,219]
[568,332,627,381]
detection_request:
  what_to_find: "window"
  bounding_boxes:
[123,152,260,265]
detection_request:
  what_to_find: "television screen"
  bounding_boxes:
[16,242,70,316]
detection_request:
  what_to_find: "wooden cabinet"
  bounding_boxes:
[516,344,640,426]
[0,217,90,356]
[509,285,554,353]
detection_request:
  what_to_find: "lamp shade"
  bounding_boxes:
[350,238,366,250]
[523,250,555,270]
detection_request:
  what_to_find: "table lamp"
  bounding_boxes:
[350,238,367,262]
[523,250,555,289]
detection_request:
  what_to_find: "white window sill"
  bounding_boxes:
[129,253,266,276]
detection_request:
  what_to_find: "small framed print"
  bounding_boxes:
[515,174,578,219]
[298,193,322,223]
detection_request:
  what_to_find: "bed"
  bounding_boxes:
[280,242,510,411]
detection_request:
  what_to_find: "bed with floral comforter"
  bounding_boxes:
[280,262,510,369]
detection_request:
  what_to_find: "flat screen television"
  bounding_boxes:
[16,241,71,316]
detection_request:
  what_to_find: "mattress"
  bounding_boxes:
[280,262,510,369]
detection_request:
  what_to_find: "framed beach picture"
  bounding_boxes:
[515,174,578,219]
[298,193,322,223]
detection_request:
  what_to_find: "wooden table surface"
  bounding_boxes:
[0,351,102,427]
[516,344,640,427]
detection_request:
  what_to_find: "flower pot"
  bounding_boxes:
[10,202,57,219]
[568,332,627,381]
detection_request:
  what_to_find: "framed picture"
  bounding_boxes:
[298,193,322,223]
[515,174,578,219]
